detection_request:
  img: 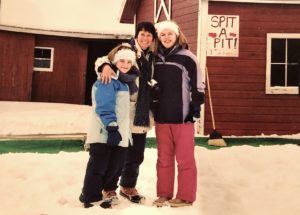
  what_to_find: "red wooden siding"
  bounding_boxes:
[137,0,199,54]
[206,2,300,136]
[136,0,155,23]
[31,36,87,104]
[0,31,34,101]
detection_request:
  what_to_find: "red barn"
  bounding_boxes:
[120,0,300,136]
[0,1,133,105]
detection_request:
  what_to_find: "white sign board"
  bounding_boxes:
[207,15,239,57]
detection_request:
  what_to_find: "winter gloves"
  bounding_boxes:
[184,92,205,123]
[184,105,201,123]
[106,125,122,146]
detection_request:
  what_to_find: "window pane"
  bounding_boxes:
[34,48,43,58]
[34,48,51,58]
[288,39,300,63]
[287,65,298,86]
[271,39,285,63]
[271,64,285,86]
[42,49,51,58]
[34,59,50,68]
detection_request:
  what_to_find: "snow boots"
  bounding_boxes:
[168,198,193,207]
[79,190,119,209]
[152,197,171,207]
[119,187,145,204]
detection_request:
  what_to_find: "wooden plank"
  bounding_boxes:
[205,113,300,123]
[207,106,300,115]
[31,36,87,104]
[0,31,34,101]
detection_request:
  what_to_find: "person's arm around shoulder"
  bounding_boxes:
[94,56,116,84]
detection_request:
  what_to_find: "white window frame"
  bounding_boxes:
[266,33,299,94]
[33,46,54,72]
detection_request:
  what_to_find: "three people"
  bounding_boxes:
[152,20,205,207]
[79,43,138,209]
[80,20,205,209]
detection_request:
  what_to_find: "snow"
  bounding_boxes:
[0,101,300,215]
[0,0,134,35]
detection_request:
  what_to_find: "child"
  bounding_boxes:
[95,22,156,204]
[152,20,205,207]
[79,43,138,209]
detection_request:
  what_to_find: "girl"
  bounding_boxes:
[79,43,138,209]
[152,20,205,207]
[94,22,156,204]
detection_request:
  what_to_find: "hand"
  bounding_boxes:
[184,106,201,123]
[106,126,122,146]
[99,65,114,84]
[184,113,195,123]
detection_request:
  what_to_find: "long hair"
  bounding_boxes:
[154,20,189,54]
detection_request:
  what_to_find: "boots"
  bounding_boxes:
[119,186,145,204]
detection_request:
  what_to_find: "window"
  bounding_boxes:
[266,34,300,94]
[34,47,54,72]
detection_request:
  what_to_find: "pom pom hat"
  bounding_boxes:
[156,20,179,37]
[112,48,136,65]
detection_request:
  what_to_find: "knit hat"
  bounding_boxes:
[156,20,179,37]
[112,48,136,65]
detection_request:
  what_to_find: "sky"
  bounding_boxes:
[0,101,300,215]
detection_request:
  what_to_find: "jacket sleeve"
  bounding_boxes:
[189,54,205,115]
[94,56,111,74]
[94,81,118,127]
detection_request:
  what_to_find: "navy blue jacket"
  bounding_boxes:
[153,45,205,123]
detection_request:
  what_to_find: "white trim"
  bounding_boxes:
[118,0,127,22]
[209,0,300,4]
[0,25,132,39]
[196,0,209,135]
[33,47,54,72]
[266,33,300,94]
[154,0,172,23]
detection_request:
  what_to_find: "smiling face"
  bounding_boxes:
[158,29,177,49]
[136,30,154,50]
[116,59,133,73]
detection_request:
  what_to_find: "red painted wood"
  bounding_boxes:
[31,36,87,104]
[0,31,34,101]
[137,1,300,136]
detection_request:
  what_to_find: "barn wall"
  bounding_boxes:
[0,31,34,101]
[137,0,199,54]
[31,36,87,104]
[205,2,300,135]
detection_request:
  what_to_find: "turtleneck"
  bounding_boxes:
[159,42,180,56]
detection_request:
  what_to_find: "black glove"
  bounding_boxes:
[106,126,122,146]
[184,105,201,123]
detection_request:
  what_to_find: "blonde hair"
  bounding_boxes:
[107,43,135,62]
[154,20,188,53]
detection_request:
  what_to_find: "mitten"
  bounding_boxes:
[184,105,201,123]
[106,125,122,146]
[184,113,194,123]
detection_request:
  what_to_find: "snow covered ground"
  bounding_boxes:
[0,101,300,215]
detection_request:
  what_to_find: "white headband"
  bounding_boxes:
[112,48,136,65]
[156,20,179,37]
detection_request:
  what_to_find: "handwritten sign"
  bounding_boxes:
[207,15,239,57]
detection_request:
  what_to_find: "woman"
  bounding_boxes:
[152,20,205,207]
